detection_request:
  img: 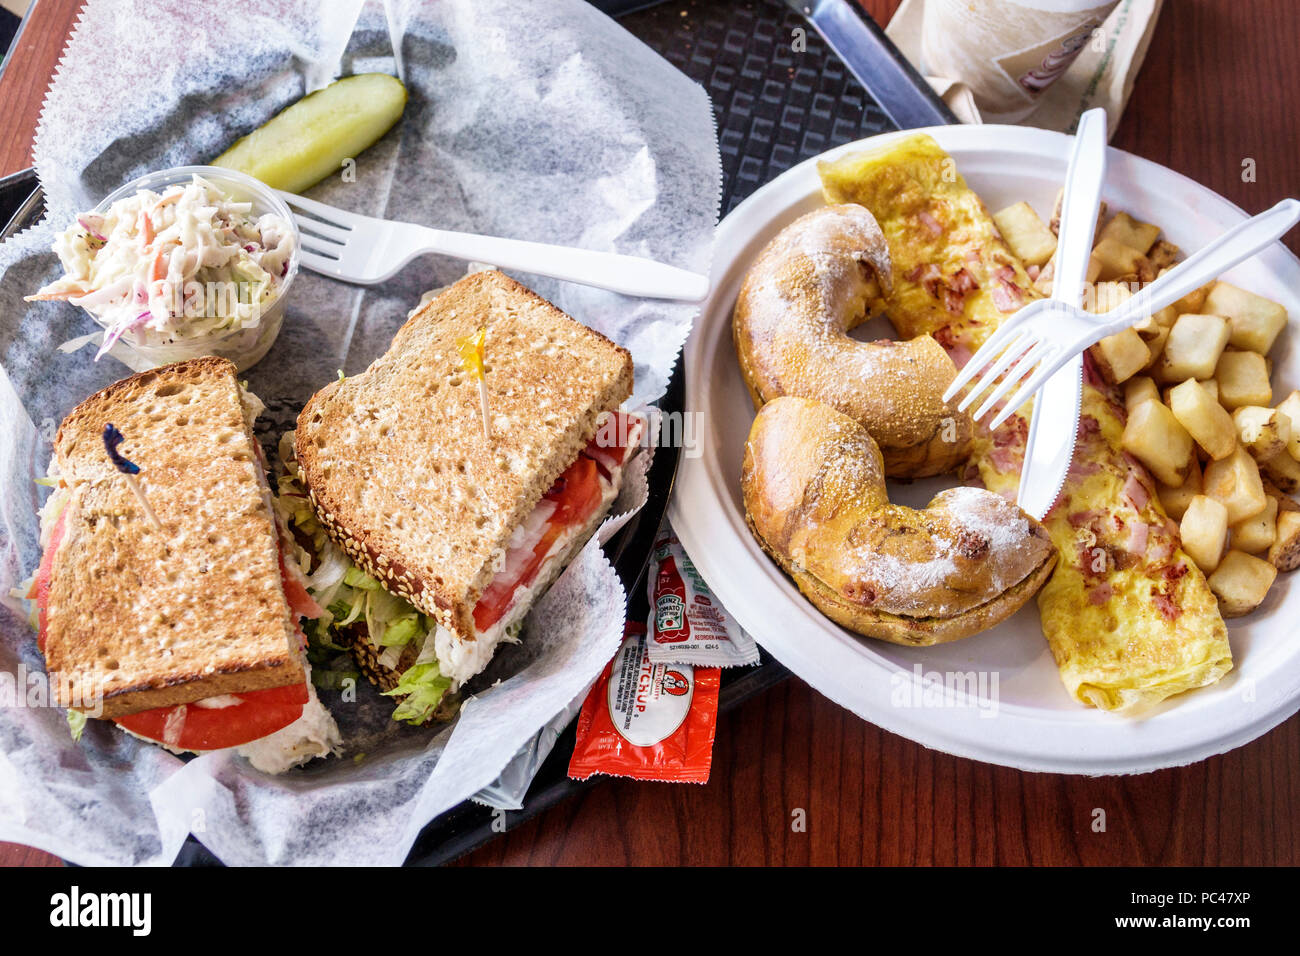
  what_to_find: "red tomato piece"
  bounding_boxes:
[32,510,68,654]
[473,456,606,632]
[113,682,309,752]
[584,411,639,475]
[278,550,323,620]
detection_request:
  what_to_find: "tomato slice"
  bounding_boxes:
[113,682,309,751]
[473,455,606,632]
[32,510,67,654]
[584,411,640,476]
[548,455,604,524]
[278,550,323,620]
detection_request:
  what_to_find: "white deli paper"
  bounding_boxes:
[0,0,718,865]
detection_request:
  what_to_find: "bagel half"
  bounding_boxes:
[742,397,1057,646]
[733,204,973,478]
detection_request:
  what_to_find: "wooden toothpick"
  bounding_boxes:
[457,326,491,440]
[102,423,164,533]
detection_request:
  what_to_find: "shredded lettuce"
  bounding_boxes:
[384,662,455,725]
[330,595,366,629]
[67,710,87,742]
[344,567,380,590]
[12,465,70,630]
[379,614,422,647]
[277,434,447,724]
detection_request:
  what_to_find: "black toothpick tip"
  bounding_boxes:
[102,423,141,476]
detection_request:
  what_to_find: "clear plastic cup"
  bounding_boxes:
[83,165,300,373]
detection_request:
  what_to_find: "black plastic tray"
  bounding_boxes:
[0,0,926,866]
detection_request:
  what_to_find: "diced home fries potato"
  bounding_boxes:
[1125,376,1159,412]
[1233,405,1291,462]
[1204,281,1288,354]
[1207,550,1278,617]
[1168,378,1237,460]
[1261,447,1300,493]
[993,202,1057,266]
[1145,240,1180,274]
[1275,391,1300,459]
[1181,495,1229,573]
[1268,510,1300,571]
[1098,212,1161,254]
[1091,237,1150,282]
[1159,269,1213,316]
[1215,350,1272,410]
[1159,457,1201,521]
[1122,400,1193,487]
[1262,477,1300,512]
[1200,379,1219,403]
[1093,328,1149,384]
[1154,313,1230,383]
[1033,254,1101,296]
[1133,304,1177,339]
[1141,324,1170,371]
[1232,496,1278,554]
[1202,444,1268,523]
[1051,190,1106,238]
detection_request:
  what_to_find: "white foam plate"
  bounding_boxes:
[670,124,1300,774]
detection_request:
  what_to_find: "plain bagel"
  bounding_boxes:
[733,203,973,478]
[742,396,1057,646]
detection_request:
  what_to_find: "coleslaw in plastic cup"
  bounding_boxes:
[33,165,300,373]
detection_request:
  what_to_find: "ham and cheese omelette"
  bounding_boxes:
[817,134,1233,711]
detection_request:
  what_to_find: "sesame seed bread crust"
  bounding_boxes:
[43,357,304,719]
[296,271,633,639]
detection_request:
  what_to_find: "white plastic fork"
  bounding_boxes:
[277,190,711,301]
[1016,106,1108,520]
[943,197,1300,431]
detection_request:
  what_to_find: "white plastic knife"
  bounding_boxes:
[1016,108,1109,521]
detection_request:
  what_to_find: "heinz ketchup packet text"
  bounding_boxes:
[648,528,760,667]
[568,622,720,784]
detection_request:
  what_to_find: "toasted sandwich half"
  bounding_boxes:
[288,272,641,722]
[26,357,340,772]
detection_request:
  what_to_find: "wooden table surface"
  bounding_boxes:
[2,0,1297,867]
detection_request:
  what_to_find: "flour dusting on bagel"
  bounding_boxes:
[742,397,1056,646]
[733,204,974,478]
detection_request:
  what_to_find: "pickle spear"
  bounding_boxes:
[213,73,407,194]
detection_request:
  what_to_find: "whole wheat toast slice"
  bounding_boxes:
[296,271,633,640]
[42,357,304,719]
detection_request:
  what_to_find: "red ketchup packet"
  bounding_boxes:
[568,621,720,784]
[647,528,760,667]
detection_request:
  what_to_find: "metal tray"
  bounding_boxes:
[0,0,930,866]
